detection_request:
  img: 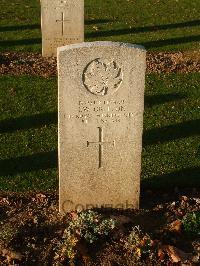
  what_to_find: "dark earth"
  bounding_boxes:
[0,188,200,265]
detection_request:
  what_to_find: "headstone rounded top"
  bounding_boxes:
[57,41,146,54]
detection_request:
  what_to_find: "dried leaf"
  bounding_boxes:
[0,198,9,205]
[158,248,165,261]
[165,245,191,263]
[180,196,188,202]
[2,249,23,262]
[35,193,47,203]
[36,193,46,199]
[168,220,182,234]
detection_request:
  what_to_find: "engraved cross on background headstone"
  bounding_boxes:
[56,12,70,35]
[87,127,115,168]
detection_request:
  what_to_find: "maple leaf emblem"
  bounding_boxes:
[83,58,123,96]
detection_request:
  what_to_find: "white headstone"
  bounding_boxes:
[41,0,84,57]
[58,42,146,213]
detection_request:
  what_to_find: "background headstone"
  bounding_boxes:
[41,0,84,57]
[58,42,146,213]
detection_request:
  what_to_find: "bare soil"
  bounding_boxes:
[0,188,200,265]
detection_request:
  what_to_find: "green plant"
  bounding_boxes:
[182,212,200,237]
[124,226,153,258]
[60,210,115,260]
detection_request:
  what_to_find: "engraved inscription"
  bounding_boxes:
[67,99,136,124]
[87,127,115,168]
[45,38,81,50]
[83,58,123,96]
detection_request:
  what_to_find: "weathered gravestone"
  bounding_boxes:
[41,0,84,57]
[58,42,146,213]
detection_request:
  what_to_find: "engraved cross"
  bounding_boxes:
[87,127,115,168]
[56,12,70,35]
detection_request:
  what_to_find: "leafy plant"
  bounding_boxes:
[182,212,200,237]
[58,210,115,260]
[124,226,153,258]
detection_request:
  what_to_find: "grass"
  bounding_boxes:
[0,0,199,191]
[0,74,199,191]
[0,0,200,52]
[143,73,200,188]
[0,76,58,191]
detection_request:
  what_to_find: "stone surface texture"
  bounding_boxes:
[41,0,84,57]
[58,42,146,213]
